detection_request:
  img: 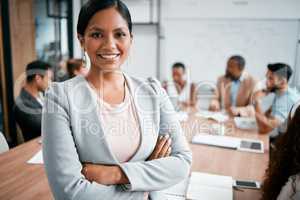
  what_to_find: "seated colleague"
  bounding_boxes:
[163,62,196,107]
[14,60,53,141]
[209,55,257,116]
[262,100,300,200]
[42,1,192,199]
[253,63,300,134]
[67,58,88,79]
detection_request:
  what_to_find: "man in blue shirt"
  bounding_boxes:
[253,63,300,134]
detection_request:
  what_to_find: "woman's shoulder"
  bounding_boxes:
[127,75,163,94]
[47,75,86,94]
[277,174,300,200]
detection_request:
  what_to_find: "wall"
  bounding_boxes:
[162,0,300,20]
[9,0,36,97]
[160,0,300,84]
[72,0,300,85]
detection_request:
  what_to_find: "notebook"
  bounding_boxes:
[192,134,264,153]
[27,149,44,164]
[187,172,233,200]
[234,117,258,130]
[177,111,189,122]
[196,110,229,123]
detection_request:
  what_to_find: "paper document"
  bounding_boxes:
[27,149,44,164]
[234,117,258,130]
[192,134,264,153]
[176,111,189,122]
[192,134,240,149]
[196,110,228,123]
[187,172,233,200]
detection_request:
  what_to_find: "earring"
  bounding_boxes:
[82,50,87,67]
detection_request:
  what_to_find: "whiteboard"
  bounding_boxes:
[162,19,300,84]
[123,25,158,79]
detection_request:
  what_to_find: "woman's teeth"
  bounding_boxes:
[98,54,120,60]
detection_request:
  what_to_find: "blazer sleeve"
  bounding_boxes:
[119,78,192,192]
[42,83,142,200]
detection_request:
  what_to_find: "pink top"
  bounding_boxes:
[98,83,141,163]
[90,81,148,199]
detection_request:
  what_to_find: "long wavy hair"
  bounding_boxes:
[262,105,300,199]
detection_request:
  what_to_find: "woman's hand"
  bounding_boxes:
[81,164,129,185]
[82,134,172,184]
[147,134,172,161]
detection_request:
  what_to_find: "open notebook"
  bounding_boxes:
[163,172,233,200]
[186,172,233,200]
[192,134,264,153]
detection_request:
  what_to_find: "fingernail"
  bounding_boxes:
[164,134,170,139]
[168,138,172,143]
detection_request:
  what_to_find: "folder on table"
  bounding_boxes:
[192,134,264,153]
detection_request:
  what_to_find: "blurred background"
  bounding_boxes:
[0,0,300,147]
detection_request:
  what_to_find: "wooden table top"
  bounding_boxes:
[0,138,52,200]
[182,113,269,200]
[0,113,269,200]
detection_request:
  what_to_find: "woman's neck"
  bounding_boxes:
[86,67,125,90]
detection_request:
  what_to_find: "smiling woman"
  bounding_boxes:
[42,0,192,200]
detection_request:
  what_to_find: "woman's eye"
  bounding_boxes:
[91,32,102,39]
[116,32,126,38]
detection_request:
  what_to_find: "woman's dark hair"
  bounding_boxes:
[262,104,300,199]
[77,0,132,36]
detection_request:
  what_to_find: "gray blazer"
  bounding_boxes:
[42,74,192,200]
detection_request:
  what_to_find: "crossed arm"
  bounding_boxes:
[81,134,172,185]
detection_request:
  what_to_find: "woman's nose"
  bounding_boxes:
[102,35,117,49]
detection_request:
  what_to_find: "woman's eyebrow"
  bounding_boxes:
[87,26,104,32]
[113,27,128,32]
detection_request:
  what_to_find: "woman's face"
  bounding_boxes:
[79,7,132,71]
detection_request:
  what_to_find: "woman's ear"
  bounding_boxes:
[77,34,85,48]
[130,34,133,44]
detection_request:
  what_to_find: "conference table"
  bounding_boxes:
[0,111,269,200]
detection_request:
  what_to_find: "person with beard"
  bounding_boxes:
[209,55,257,116]
[253,63,300,135]
[14,60,53,141]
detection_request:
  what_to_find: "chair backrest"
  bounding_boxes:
[0,132,9,154]
[195,81,216,110]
